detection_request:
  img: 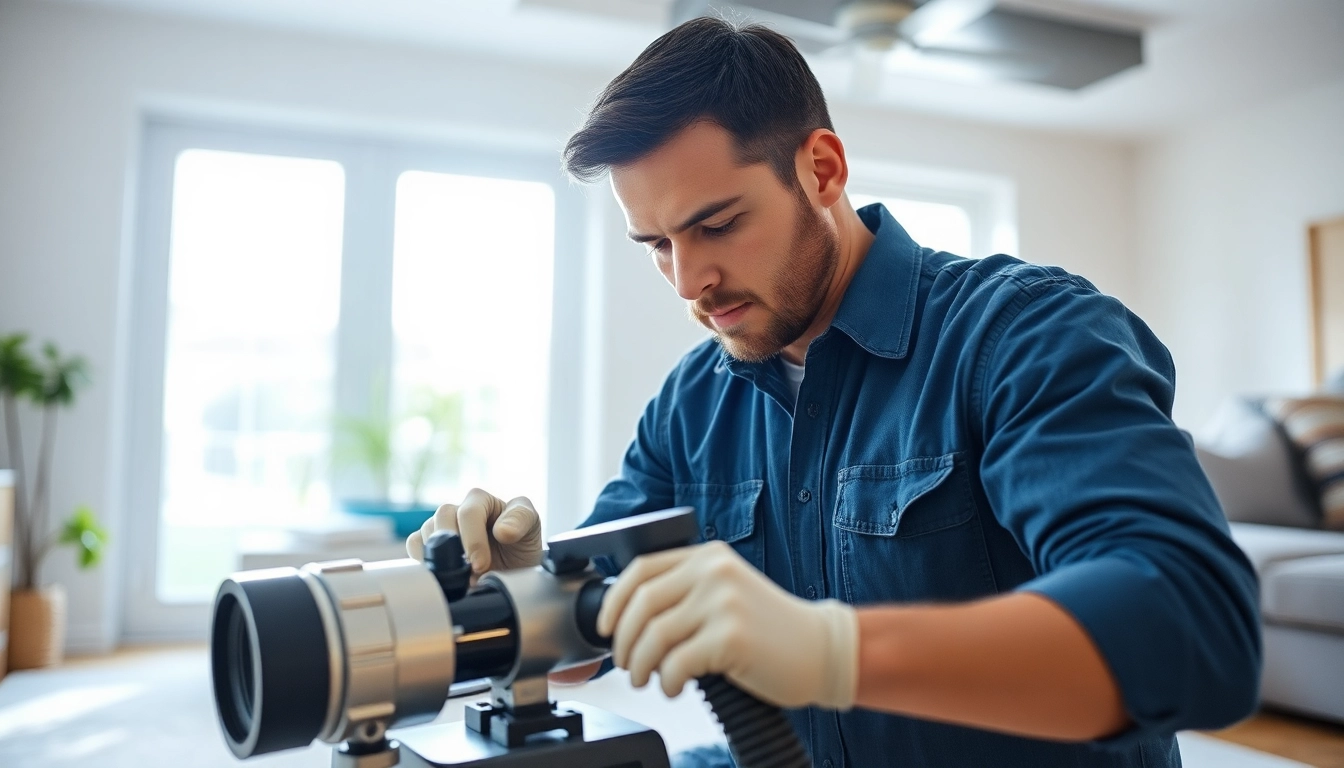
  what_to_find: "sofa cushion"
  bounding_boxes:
[1195,397,1320,528]
[1262,554,1344,633]
[1228,522,1344,575]
[1265,396,1344,530]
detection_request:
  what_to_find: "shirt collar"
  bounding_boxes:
[829,203,923,360]
[717,202,922,380]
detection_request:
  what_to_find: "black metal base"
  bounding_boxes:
[464,699,586,748]
[391,700,671,768]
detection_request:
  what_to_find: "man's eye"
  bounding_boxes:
[648,239,670,255]
[703,217,738,237]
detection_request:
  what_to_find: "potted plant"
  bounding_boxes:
[0,333,107,669]
[334,387,469,539]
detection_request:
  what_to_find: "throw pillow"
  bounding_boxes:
[1195,396,1322,528]
[1264,396,1344,531]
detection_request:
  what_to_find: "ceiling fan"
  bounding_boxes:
[669,0,1145,93]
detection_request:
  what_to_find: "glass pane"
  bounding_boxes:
[849,193,974,257]
[389,171,554,521]
[158,149,344,602]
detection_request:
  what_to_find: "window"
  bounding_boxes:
[390,172,554,509]
[158,149,344,602]
[848,193,974,257]
[848,160,1018,261]
[125,121,575,634]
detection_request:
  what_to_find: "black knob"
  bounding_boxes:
[575,577,616,649]
[425,530,472,601]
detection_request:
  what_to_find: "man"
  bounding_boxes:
[407,17,1260,767]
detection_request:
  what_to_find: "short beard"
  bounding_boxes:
[691,194,840,363]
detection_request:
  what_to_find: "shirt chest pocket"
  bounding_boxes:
[675,479,765,573]
[833,453,995,605]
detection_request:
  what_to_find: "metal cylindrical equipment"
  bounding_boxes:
[211,559,465,758]
[209,508,812,768]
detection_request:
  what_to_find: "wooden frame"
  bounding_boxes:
[1308,215,1344,386]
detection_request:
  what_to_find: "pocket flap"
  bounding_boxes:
[835,454,961,536]
[675,479,764,543]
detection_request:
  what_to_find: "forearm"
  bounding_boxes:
[550,658,605,686]
[853,591,1129,741]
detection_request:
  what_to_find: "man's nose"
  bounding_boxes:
[669,244,718,302]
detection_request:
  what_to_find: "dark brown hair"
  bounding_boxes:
[562,16,833,188]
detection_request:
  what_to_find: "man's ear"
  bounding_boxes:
[796,129,849,209]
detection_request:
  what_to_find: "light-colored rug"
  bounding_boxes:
[0,647,1310,767]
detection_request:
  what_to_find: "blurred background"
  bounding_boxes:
[0,0,1342,766]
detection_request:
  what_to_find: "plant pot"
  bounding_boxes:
[9,584,67,670]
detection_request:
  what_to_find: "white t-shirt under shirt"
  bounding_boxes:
[780,357,805,401]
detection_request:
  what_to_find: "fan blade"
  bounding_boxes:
[898,0,995,47]
[910,6,1143,89]
[907,43,1051,81]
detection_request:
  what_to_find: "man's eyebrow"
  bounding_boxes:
[627,195,743,243]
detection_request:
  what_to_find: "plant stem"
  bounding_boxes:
[35,531,58,567]
[3,392,32,590]
[25,404,57,590]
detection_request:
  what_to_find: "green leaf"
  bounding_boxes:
[332,412,394,498]
[402,389,468,504]
[59,505,108,569]
[0,333,42,397]
[36,342,91,407]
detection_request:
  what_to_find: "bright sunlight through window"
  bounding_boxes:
[158,149,344,602]
[849,194,974,257]
[390,171,555,514]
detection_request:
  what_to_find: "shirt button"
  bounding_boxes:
[703,525,716,540]
[806,586,817,599]
[797,488,812,503]
[806,402,819,418]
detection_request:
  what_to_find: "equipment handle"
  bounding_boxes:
[574,577,811,768]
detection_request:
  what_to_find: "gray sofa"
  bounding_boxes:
[1196,396,1344,723]
[1226,523,1344,722]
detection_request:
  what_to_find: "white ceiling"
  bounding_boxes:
[51,0,1344,138]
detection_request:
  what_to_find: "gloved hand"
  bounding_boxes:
[597,540,859,710]
[405,488,544,576]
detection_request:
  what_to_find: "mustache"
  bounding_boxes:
[692,290,760,318]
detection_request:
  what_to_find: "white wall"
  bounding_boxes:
[836,102,1136,300]
[0,0,1135,651]
[1135,76,1344,429]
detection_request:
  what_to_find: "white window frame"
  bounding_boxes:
[121,117,585,642]
[847,158,1018,260]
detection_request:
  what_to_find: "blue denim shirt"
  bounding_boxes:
[579,204,1260,767]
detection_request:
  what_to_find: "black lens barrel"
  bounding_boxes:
[211,571,332,758]
[448,584,518,681]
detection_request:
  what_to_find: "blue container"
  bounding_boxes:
[340,499,438,539]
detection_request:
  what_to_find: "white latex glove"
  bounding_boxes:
[597,540,859,710]
[405,488,544,576]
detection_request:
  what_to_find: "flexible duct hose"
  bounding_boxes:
[697,674,811,768]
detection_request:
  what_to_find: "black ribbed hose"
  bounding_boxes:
[577,579,811,768]
[696,674,811,768]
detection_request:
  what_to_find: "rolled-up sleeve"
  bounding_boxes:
[974,275,1261,742]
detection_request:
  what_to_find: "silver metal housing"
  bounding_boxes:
[479,566,607,707]
[302,558,457,745]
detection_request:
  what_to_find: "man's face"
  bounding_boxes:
[611,122,840,363]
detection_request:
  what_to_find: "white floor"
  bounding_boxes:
[0,647,1310,767]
